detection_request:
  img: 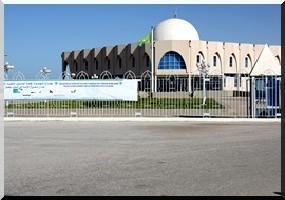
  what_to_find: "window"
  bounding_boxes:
[119,57,122,68]
[229,56,233,67]
[196,55,200,64]
[117,56,122,69]
[245,57,248,68]
[213,56,217,67]
[224,73,236,87]
[146,55,150,67]
[95,59,99,70]
[240,74,249,87]
[84,60,88,71]
[158,51,186,70]
[209,76,222,90]
[74,61,78,71]
[192,76,203,90]
[132,56,135,68]
[107,59,110,69]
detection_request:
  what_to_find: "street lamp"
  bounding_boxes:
[3,57,15,108]
[37,67,51,80]
[4,62,15,71]
[4,62,15,80]
[196,60,210,106]
[40,67,51,75]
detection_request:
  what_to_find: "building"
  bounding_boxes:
[61,17,281,92]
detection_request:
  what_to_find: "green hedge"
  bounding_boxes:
[6,98,224,109]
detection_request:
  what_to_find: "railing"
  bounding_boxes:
[4,70,281,118]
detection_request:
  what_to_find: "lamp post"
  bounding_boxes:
[37,67,51,80]
[4,55,15,109]
[196,60,210,106]
[151,26,154,96]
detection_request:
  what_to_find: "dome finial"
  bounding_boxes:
[173,8,177,18]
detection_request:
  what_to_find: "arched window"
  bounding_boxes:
[119,57,122,68]
[95,58,99,70]
[84,59,88,71]
[146,55,150,67]
[158,51,186,70]
[106,57,110,69]
[229,56,233,67]
[245,57,249,68]
[117,56,122,69]
[131,56,135,68]
[196,52,204,64]
[74,60,78,71]
[213,56,217,67]
[196,55,201,64]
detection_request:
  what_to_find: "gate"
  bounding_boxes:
[251,76,281,118]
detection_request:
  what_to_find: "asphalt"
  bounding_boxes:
[4,121,281,196]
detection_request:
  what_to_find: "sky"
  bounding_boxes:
[4,4,281,79]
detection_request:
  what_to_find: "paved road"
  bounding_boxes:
[4,121,281,196]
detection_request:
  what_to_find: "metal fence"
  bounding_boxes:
[4,70,281,118]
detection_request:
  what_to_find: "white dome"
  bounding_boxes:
[154,18,199,41]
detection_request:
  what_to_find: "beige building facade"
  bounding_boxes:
[61,18,281,92]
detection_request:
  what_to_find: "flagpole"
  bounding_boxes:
[151,26,154,95]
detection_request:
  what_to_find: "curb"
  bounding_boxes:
[4,117,281,123]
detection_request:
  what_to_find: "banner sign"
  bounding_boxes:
[4,80,138,101]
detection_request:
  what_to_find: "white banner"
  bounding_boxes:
[4,79,138,101]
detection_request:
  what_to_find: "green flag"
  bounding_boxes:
[137,32,152,46]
